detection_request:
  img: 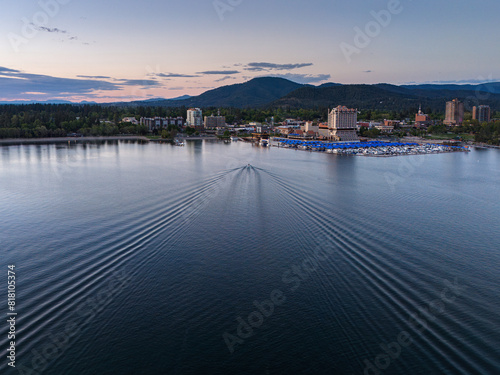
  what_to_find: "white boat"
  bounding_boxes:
[260,139,269,147]
[231,136,239,142]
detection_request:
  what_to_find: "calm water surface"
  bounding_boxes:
[1,140,499,374]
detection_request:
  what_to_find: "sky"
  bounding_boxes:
[1,0,499,102]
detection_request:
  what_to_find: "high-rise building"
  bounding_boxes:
[186,108,203,128]
[327,106,359,142]
[444,99,464,126]
[472,105,491,123]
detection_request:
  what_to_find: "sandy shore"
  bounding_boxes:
[0,136,150,145]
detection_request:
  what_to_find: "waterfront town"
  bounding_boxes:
[133,99,492,140]
[0,97,497,156]
[121,99,494,156]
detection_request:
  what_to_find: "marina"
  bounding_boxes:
[273,138,470,156]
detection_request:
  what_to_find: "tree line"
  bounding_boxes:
[0,104,498,144]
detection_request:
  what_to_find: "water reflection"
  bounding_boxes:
[0,141,499,375]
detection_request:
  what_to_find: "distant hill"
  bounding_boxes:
[119,78,500,111]
[169,95,192,101]
[317,82,343,88]
[270,83,500,111]
[402,82,500,95]
[178,77,303,107]
[0,99,97,105]
[141,95,192,102]
[116,77,304,108]
[4,77,500,111]
[0,99,75,105]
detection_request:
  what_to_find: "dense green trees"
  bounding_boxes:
[0,104,498,144]
[474,122,500,145]
[0,104,150,138]
[359,127,381,138]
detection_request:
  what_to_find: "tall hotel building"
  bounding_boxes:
[472,105,491,123]
[444,99,464,126]
[327,106,359,142]
[186,108,203,128]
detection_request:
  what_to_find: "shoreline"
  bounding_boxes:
[402,136,500,149]
[0,135,151,145]
[0,135,498,149]
[0,135,222,145]
[176,135,218,140]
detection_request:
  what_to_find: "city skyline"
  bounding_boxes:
[1,0,499,102]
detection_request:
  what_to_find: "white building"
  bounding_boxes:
[375,125,394,133]
[327,106,359,142]
[187,108,203,127]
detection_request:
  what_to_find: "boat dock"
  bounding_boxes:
[273,138,470,156]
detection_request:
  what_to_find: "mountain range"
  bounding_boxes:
[110,78,500,112]
[3,78,500,111]
[110,77,303,108]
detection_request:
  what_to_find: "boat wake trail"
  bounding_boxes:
[3,164,497,375]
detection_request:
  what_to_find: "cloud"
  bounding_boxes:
[116,79,161,86]
[30,23,86,44]
[245,62,313,71]
[153,73,199,78]
[31,25,68,34]
[0,67,22,74]
[0,75,117,99]
[77,75,112,79]
[215,76,237,82]
[262,73,331,84]
[0,68,118,93]
[0,67,166,100]
[197,70,240,75]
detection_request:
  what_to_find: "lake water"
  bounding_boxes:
[1,140,499,374]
